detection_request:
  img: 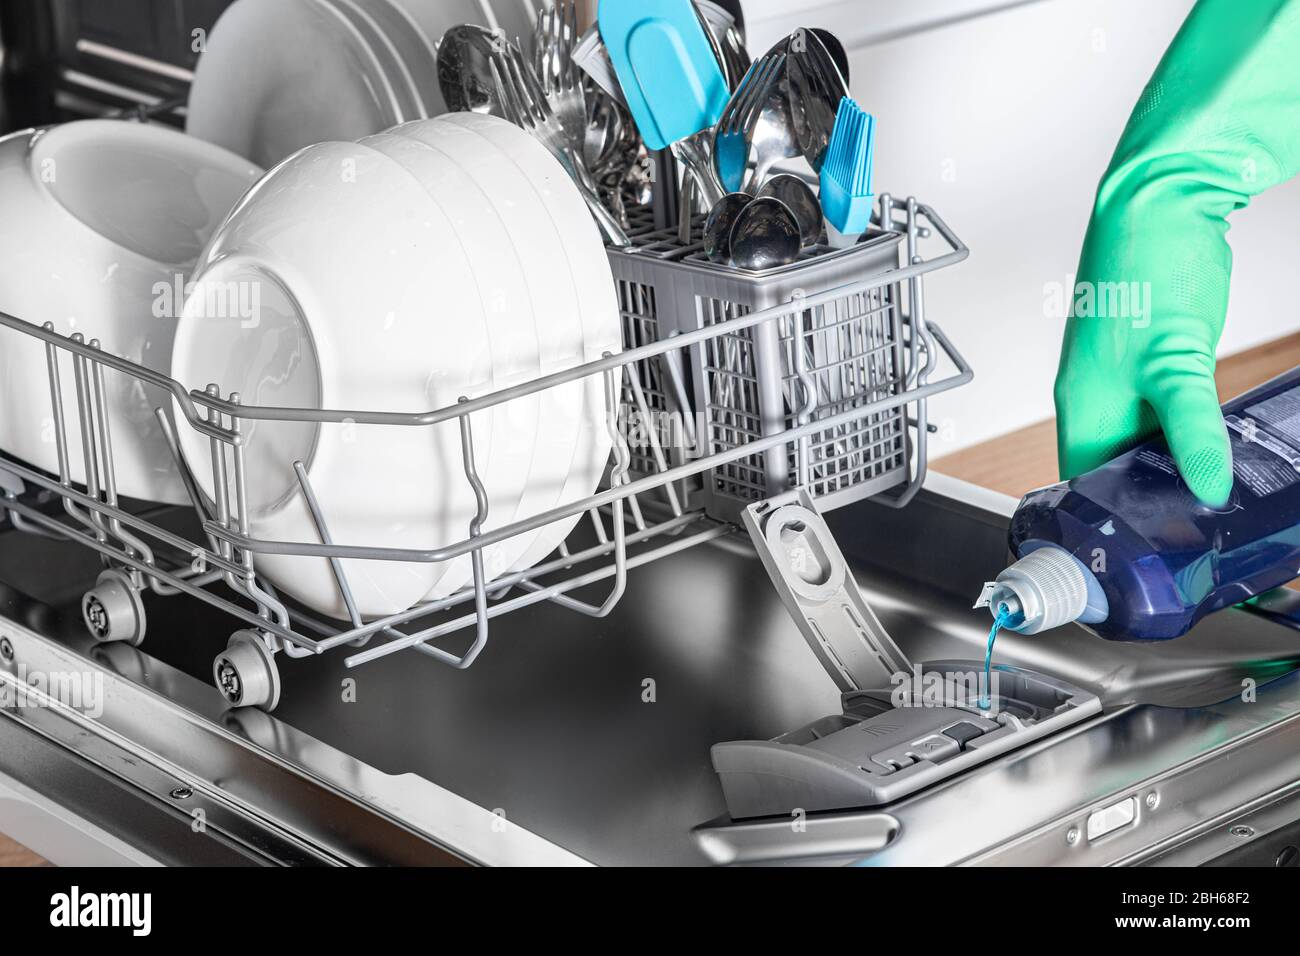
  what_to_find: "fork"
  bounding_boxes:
[532,0,587,156]
[713,52,785,194]
[492,44,630,246]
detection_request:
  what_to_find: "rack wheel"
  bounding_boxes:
[81,570,146,646]
[213,630,281,711]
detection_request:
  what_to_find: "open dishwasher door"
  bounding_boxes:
[3,473,1300,866]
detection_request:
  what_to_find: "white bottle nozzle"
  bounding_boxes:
[977,546,1091,635]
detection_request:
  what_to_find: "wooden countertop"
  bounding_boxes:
[1,833,49,867]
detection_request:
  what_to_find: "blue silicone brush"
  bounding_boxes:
[819,97,876,248]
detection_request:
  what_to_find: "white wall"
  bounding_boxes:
[758,0,1300,455]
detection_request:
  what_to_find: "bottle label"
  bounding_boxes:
[1245,388,1300,444]
[1121,381,1300,501]
[1225,414,1300,496]
[1205,384,1300,497]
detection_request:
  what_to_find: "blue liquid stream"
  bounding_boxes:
[980,604,1011,710]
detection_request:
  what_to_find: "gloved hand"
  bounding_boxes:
[1056,0,1300,506]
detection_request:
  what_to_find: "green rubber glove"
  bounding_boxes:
[1056,0,1300,506]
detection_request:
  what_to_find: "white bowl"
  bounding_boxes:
[0,120,262,504]
[172,116,621,621]
[173,139,500,618]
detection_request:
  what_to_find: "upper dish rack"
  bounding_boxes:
[0,194,969,711]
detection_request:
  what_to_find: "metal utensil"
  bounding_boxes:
[492,45,631,246]
[592,97,649,230]
[572,23,629,109]
[729,195,801,270]
[787,27,850,173]
[695,0,752,91]
[437,24,507,114]
[703,191,753,262]
[757,173,821,247]
[533,0,587,154]
[811,28,850,84]
[713,52,784,194]
[734,37,802,193]
[584,84,622,169]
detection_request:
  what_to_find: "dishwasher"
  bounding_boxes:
[3,166,1300,867]
[5,0,1300,869]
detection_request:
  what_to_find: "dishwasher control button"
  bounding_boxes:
[909,734,960,761]
[941,721,985,748]
[869,751,916,773]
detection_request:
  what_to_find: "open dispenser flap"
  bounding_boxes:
[713,490,1102,821]
[740,489,910,693]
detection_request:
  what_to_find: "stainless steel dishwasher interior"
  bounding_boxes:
[3,476,1299,865]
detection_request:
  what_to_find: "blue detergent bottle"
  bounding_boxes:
[978,367,1300,640]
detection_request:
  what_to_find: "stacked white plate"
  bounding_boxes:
[187,0,544,168]
[171,113,621,621]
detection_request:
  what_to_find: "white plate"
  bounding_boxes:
[401,117,596,586]
[441,113,622,575]
[172,140,498,618]
[387,0,508,49]
[356,0,445,117]
[389,117,590,597]
[188,0,396,168]
[318,0,419,124]
[359,128,546,594]
[0,120,261,505]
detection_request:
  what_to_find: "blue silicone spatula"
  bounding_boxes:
[598,0,729,206]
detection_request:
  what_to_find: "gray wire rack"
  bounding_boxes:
[0,194,970,711]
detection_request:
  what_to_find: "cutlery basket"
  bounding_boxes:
[607,194,918,524]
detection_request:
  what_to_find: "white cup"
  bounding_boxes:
[0,120,262,504]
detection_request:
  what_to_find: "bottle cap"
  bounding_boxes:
[977,546,1090,634]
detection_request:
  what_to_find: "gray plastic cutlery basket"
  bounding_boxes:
[608,194,920,524]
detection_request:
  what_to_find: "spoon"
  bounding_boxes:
[437,24,508,115]
[729,196,801,270]
[703,192,754,262]
[757,173,821,246]
[742,37,803,192]
[786,28,851,173]
[812,29,850,84]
